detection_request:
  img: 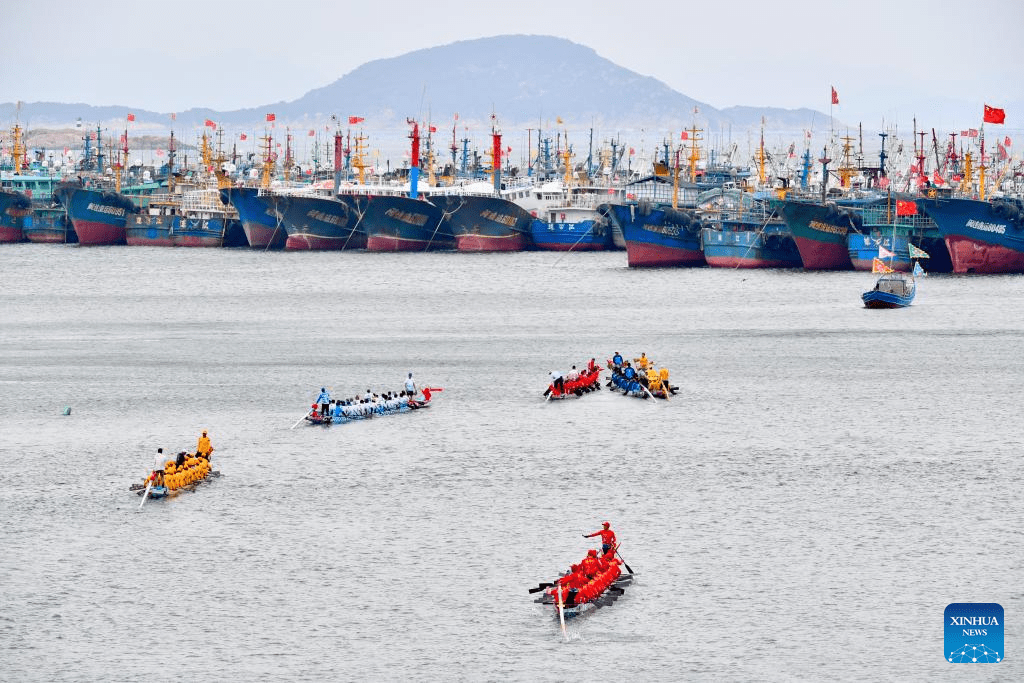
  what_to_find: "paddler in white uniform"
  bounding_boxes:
[405,372,417,397]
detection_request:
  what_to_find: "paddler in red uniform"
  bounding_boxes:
[584,521,617,555]
[580,549,601,578]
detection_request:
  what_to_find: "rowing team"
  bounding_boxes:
[310,387,432,420]
[547,522,623,607]
[547,359,601,394]
[607,351,677,397]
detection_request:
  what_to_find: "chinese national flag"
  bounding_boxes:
[1005,136,1012,147]
[896,200,917,216]
[831,87,839,105]
[266,113,276,122]
[932,170,944,185]
[127,113,135,122]
[308,130,315,136]
[681,131,688,140]
[240,133,247,141]
[429,126,437,133]
[983,104,1005,124]
[204,119,216,128]
[348,116,364,124]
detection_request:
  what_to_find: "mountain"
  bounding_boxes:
[0,35,824,134]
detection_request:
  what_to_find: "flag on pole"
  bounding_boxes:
[983,104,1005,124]
[831,87,839,105]
[127,113,135,122]
[204,119,216,128]
[877,244,895,259]
[908,243,930,259]
[913,261,926,277]
[240,133,247,141]
[266,113,276,122]
[348,116,364,124]
[681,131,688,140]
[1006,136,1012,146]
[872,258,894,274]
[308,130,315,137]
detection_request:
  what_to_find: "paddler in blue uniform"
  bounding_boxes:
[612,352,623,367]
[316,388,330,416]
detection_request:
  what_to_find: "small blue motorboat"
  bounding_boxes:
[862,272,916,308]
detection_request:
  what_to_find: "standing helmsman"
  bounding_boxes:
[405,373,417,397]
[584,521,617,555]
[196,430,214,461]
[316,387,331,416]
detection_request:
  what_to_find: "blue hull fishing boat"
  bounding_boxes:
[862,273,916,308]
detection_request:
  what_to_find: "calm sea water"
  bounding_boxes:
[1,244,1021,681]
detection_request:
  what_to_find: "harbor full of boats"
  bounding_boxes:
[3,117,1024,274]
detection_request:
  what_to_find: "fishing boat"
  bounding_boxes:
[916,196,1024,274]
[54,181,138,246]
[544,366,603,399]
[23,203,77,243]
[0,188,30,242]
[862,272,916,308]
[698,188,802,268]
[303,387,439,426]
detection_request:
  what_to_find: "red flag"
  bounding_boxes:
[429,125,437,133]
[629,147,635,155]
[204,119,216,128]
[969,128,978,138]
[308,130,315,136]
[997,143,1009,161]
[1005,136,1012,147]
[831,87,839,105]
[239,133,247,141]
[266,113,276,122]
[960,130,969,137]
[878,176,890,190]
[127,113,135,122]
[909,162,920,174]
[983,104,1005,124]
[932,170,944,185]
[170,112,176,121]
[454,113,459,121]
[348,116,364,124]
[680,131,688,140]
[506,145,512,153]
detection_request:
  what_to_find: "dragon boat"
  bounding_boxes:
[130,452,218,504]
[529,545,636,627]
[303,387,438,426]
[544,367,603,399]
[606,353,677,399]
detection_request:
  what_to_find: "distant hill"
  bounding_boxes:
[1,35,825,136]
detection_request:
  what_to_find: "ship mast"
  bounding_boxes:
[687,125,702,183]
[407,119,420,199]
[11,124,26,174]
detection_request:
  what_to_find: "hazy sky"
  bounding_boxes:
[4,0,1022,131]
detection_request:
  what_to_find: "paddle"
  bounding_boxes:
[556,584,568,641]
[290,408,313,429]
[138,477,153,509]
[615,548,635,575]
[528,582,554,594]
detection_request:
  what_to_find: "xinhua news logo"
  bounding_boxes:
[945,603,1003,663]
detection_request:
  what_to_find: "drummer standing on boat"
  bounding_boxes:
[405,373,417,397]
[584,522,617,555]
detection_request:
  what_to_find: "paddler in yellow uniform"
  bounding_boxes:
[635,352,651,370]
[196,430,214,461]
